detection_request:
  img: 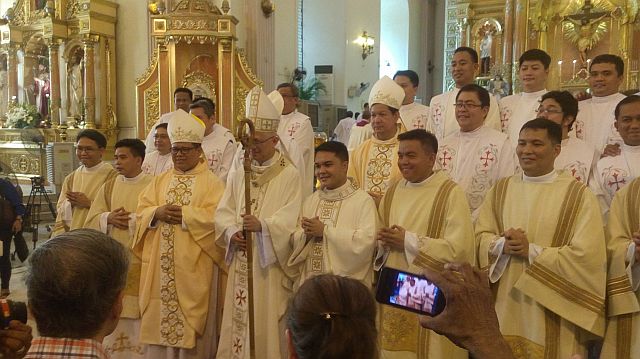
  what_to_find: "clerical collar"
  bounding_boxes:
[622,143,640,153]
[319,177,358,201]
[591,93,623,103]
[281,110,299,119]
[82,161,106,173]
[459,125,485,138]
[402,102,417,110]
[404,171,436,187]
[252,151,279,168]
[521,89,547,98]
[373,133,399,144]
[522,170,557,183]
[122,171,145,182]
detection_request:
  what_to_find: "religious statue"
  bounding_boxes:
[67,49,84,119]
[563,0,609,66]
[479,23,494,75]
[34,63,50,119]
[489,75,509,100]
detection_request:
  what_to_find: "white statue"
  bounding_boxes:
[68,50,83,119]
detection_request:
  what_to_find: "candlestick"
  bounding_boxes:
[572,60,577,79]
[557,60,563,82]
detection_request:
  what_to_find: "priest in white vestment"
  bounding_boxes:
[52,130,117,236]
[275,83,315,196]
[537,91,598,184]
[332,111,355,144]
[592,95,640,214]
[376,129,475,359]
[346,111,372,151]
[189,98,237,183]
[288,141,378,288]
[133,109,226,358]
[428,47,501,141]
[600,177,640,358]
[215,87,302,359]
[500,49,550,147]
[85,139,152,359]
[436,84,516,220]
[142,123,173,176]
[476,118,607,358]
[348,76,405,205]
[571,54,627,156]
[394,70,430,131]
[144,88,193,153]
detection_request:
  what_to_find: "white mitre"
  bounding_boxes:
[368,75,405,110]
[244,86,284,132]
[167,109,205,143]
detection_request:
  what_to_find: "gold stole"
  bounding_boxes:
[230,154,290,358]
[379,178,456,356]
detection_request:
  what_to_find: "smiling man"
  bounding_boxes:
[144,88,194,154]
[476,118,607,357]
[394,70,430,131]
[288,141,377,287]
[85,138,152,359]
[375,129,474,359]
[142,123,173,176]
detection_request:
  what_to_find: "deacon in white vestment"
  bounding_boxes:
[592,95,640,214]
[189,99,237,183]
[85,139,152,359]
[275,83,315,196]
[571,54,627,156]
[144,88,193,153]
[332,111,355,144]
[428,47,501,141]
[288,141,378,287]
[215,87,302,359]
[141,123,173,176]
[394,70,430,131]
[436,84,516,219]
[537,91,599,184]
[500,50,550,147]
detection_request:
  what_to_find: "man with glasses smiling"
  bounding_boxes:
[52,129,117,237]
[133,109,225,358]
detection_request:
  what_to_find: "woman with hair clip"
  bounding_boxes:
[285,274,378,359]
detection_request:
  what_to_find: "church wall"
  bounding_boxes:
[274,0,299,86]
[380,0,409,78]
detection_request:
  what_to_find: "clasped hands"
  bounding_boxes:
[154,204,183,225]
[66,191,91,209]
[107,207,131,229]
[301,216,324,240]
[377,225,406,251]
[502,228,529,258]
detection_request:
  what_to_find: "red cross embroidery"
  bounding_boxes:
[500,111,510,132]
[414,118,425,129]
[235,289,247,306]
[440,150,452,167]
[433,107,443,123]
[575,121,584,139]
[607,172,626,191]
[288,123,300,137]
[233,338,243,354]
[207,153,220,168]
[570,168,582,182]
[480,150,495,167]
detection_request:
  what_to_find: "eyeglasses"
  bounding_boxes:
[171,146,199,155]
[536,107,563,115]
[454,103,483,110]
[74,146,98,153]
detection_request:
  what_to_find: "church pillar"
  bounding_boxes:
[512,0,529,64]
[47,39,62,127]
[6,44,19,103]
[502,0,515,86]
[245,0,275,91]
[82,35,98,129]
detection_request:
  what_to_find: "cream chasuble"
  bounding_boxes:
[601,178,640,359]
[142,151,173,176]
[499,89,547,147]
[436,126,516,219]
[277,110,315,195]
[555,137,599,184]
[400,102,430,131]
[333,116,356,145]
[592,144,640,213]
[347,123,373,151]
[571,93,627,154]
[288,178,378,287]
[215,152,302,359]
[52,162,117,237]
[428,88,501,141]
[347,135,402,195]
[132,160,225,356]
[376,171,475,359]
[476,172,607,359]
[202,123,236,184]
[85,173,152,359]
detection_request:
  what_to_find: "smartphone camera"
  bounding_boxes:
[375,267,445,316]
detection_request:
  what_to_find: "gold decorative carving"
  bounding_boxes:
[8,154,40,175]
[144,86,160,134]
[137,49,159,86]
[154,19,167,33]
[182,70,216,100]
[218,19,231,33]
[66,0,81,19]
[237,49,263,87]
[220,38,232,52]
[170,18,215,31]
[234,83,249,124]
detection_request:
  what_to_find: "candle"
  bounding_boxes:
[572,60,577,79]
[557,60,563,82]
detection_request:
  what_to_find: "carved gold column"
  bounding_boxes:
[502,0,515,84]
[82,35,98,129]
[47,39,62,127]
[6,44,19,103]
[512,0,529,64]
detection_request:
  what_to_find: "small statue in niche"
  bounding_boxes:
[67,49,84,120]
[479,22,494,75]
[34,62,50,119]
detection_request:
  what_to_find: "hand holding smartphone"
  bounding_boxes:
[375,267,446,316]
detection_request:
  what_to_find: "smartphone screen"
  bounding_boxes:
[375,267,445,316]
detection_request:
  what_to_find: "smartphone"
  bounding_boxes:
[375,267,446,316]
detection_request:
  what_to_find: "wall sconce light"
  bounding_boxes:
[354,31,375,60]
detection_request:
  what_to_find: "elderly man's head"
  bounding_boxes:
[25,229,129,340]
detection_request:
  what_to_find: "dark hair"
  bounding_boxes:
[286,275,378,359]
[393,70,419,87]
[155,122,168,130]
[590,54,624,77]
[456,84,490,108]
[277,82,300,98]
[362,110,371,120]
[363,103,369,107]
[454,46,479,64]
[315,141,349,162]
[520,118,563,145]
[76,129,107,149]
[614,94,639,119]
[518,49,551,69]
[345,111,353,118]
[115,138,146,161]
[190,99,215,118]
[354,112,360,119]
[174,87,193,100]
[540,91,579,130]
[397,129,438,154]
[25,229,129,338]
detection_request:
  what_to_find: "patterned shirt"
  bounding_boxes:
[25,337,110,359]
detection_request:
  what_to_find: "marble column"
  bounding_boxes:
[47,40,62,127]
[7,44,19,103]
[82,36,97,129]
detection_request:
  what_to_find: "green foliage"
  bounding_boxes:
[296,77,327,101]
